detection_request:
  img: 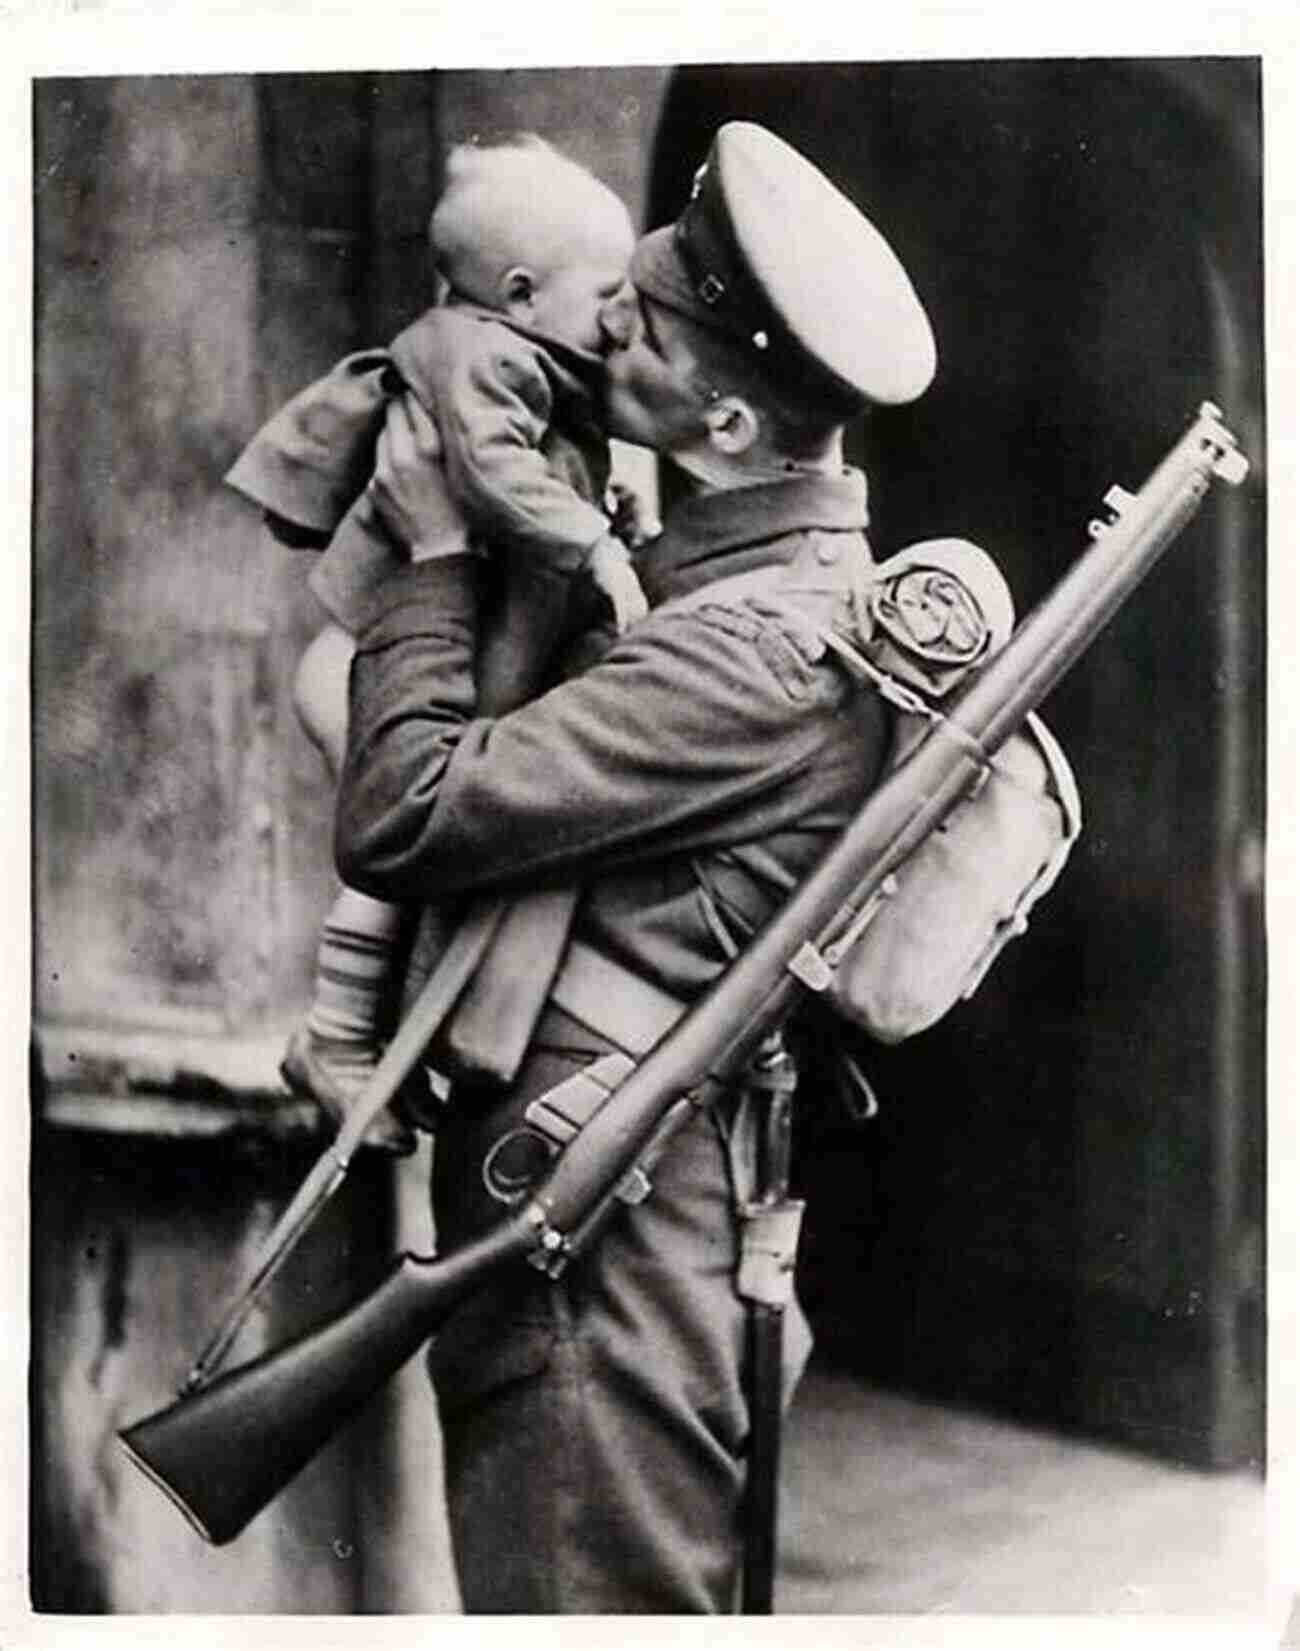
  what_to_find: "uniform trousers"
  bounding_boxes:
[426,1003,810,1613]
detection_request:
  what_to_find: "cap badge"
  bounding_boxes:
[698,272,726,305]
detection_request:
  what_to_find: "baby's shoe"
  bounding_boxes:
[280,1024,417,1156]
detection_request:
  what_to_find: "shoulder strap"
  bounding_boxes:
[821,627,940,720]
[821,624,1082,830]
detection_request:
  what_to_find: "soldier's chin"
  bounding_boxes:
[598,389,655,449]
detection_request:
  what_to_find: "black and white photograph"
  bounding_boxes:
[14,16,1296,1646]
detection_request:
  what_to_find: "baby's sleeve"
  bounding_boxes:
[224,350,398,536]
[412,325,612,577]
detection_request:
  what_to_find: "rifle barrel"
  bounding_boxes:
[528,410,1246,1238]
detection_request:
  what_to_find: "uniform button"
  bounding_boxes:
[816,539,841,565]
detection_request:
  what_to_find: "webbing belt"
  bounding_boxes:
[479,941,688,1208]
[548,938,688,1055]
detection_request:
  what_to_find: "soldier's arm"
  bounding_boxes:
[335,559,880,903]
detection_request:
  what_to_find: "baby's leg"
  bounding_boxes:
[292,621,354,780]
[287,623,414,1153]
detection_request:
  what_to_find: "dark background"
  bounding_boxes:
[642,61,1265,1470]
[30,61,1265,1610]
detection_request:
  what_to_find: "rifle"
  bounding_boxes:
[119,402,1249,1549]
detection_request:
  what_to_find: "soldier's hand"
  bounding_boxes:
[607,480,662,549]
[369,397,470,562]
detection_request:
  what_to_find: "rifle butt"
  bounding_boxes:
[118,1213,535,1545]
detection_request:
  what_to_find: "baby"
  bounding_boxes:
[226,135,649,1149]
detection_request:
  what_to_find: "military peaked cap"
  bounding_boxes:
[630,121,937,417]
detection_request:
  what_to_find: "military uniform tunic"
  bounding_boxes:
[337,467,891,1611]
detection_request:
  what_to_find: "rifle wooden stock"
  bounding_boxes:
[119,1210,539,1545]
[118,403,1248,1546]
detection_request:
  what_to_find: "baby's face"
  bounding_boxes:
[527,211,636,356]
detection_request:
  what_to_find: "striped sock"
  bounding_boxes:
[306,889,404,1051]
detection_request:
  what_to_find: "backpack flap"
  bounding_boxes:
[956,711,1081,1002]
[826,708,1082,1043]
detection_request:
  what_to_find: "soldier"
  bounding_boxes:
[337,121,937,1612]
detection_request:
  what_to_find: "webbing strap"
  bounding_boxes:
[548,938,687,1055]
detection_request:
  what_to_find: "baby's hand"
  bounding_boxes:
[588,535,650,633]
[606,481,662,550]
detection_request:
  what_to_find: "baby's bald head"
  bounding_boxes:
[430,135,634,315]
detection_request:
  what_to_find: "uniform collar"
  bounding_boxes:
[638,468,870,604]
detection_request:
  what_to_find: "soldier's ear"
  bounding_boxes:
[704,395,760,456]
[500,266,537,318]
